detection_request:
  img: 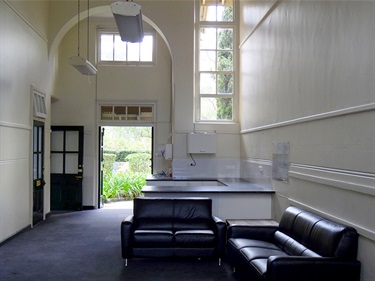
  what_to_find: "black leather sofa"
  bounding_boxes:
[121,197,226,265]
[227,206,361,281]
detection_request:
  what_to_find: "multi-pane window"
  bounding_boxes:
[99,32,154,64]
[197,0,235,121]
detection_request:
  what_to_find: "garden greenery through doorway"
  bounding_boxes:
[102,126,152,202]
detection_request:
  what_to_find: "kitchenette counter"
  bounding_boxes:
[144,176,273,193]
[143,175,274,220]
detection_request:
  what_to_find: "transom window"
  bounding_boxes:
[98,31,155,64]
[196,0,236,122]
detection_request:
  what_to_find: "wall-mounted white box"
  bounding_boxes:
[187,133,217,154]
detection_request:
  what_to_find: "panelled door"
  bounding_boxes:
[33,121,45,225]
[51,126,84,211]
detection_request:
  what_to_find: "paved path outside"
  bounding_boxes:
[103,200,133,210]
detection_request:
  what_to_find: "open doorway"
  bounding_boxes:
[99,126,153,209]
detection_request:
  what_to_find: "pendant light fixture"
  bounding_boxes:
[69,0,97,75]
[111,0,144,43]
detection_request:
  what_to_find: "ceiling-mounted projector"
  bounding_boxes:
[111,1,144,43]
[69,56,97,75]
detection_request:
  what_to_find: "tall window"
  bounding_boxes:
[197,0,235,122]
[98,31,155,64]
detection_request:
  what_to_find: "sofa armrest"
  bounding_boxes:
[212,216,227,257]
[227,224,278,242]
[266,256,361,281]
[121,215,134,259]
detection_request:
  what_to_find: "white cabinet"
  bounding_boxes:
[187,133,217,154]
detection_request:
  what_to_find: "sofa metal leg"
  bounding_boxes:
[218,258,221,266]
[124,259,128,267]
[233,267,236,273]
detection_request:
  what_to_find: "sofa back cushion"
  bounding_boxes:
[133,197,174,229]
[173,198,213,230]
[278,206,358,259]
[133,197,213,231]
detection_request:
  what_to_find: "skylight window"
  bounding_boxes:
[98,31,154,64]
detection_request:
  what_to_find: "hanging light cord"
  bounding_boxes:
[77,0,80,57]
[87,0,90,60]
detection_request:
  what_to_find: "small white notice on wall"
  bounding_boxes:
[272,141,290,181]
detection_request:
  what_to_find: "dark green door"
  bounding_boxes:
[51,126,84,211]
[33,121,45,225]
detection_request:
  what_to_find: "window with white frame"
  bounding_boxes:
[98,31,155,64]
[197,0,236,122]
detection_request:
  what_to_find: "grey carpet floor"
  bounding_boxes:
[0,208,241,281]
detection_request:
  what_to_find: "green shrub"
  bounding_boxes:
[125,153,151,174]
[103,171,145,201]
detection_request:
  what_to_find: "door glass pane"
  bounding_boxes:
[51,131,64,151]
[38,128,43,152]
[66,131,79,151]
[38,154,42,178]
[33,154,38,179]
[33,127,38,152]
[66,153,78,174]
[51,153,63,173]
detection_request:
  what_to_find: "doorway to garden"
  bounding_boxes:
[98,126,153,209]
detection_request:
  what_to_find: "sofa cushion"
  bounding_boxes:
[175,230,215,247]
[308,220,355,258]
[134,197,174,219]
[133,229,174,247]
[240,246,287,263]
[229,238,281,251]
[173,198,212,220]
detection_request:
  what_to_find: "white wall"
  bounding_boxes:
[239,1,374,281]
[51,12,173,206]
[0,0,52,242]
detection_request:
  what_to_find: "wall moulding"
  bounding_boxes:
[289,164,375,197]
[241,103,375,134]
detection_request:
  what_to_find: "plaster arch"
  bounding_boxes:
[49,4,175,138]
[49,5,173,63]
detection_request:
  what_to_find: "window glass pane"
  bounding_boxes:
[101,106,113,120]
[128,42,140,61]
[101,34,114,61]
[140,35,153,62]
[201,97,217,120]
[114,35,126,61]
[217,3,233,22]
[200,28,216,50]
[217,73,233,94]
[201,97,232,120]
[217,51,233,71]
[200,50,216,71]
[216,97,232,120]
[200,73,216,94]
[217,28,233,50]
[200,5,217,21]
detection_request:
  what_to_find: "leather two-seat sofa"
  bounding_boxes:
[227,206,361,281]
[121,197,226,266]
